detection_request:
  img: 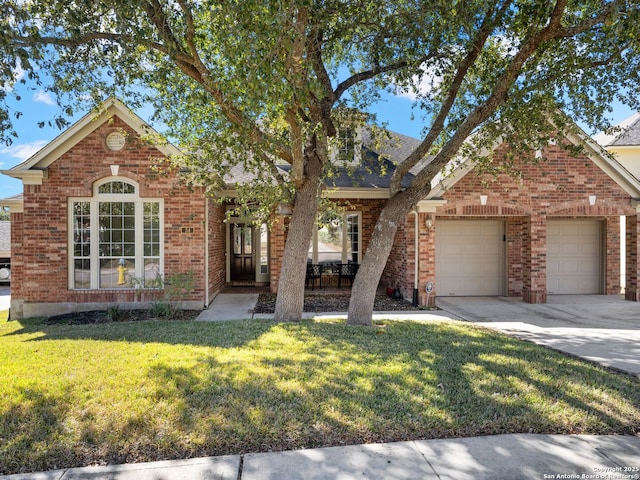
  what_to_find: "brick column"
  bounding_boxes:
[605,216,621,295]
[522,215,547,304]
[625,214,640,301]
[269,215,288,293]
[418,213,436,306]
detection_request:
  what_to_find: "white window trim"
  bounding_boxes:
[68,177,164,290]
[329,127,362,166]
[309,212,361,264]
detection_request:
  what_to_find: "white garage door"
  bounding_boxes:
[436,220,504,296]
[547,219,601,294]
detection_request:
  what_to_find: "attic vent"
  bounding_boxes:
[106,132,126,151]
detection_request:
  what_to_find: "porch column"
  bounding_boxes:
[625,214,640,301]
[269,215,288,293]
[522,215,547,304]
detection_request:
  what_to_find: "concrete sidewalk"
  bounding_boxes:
[3,434,639,479]
[196,292,458,323]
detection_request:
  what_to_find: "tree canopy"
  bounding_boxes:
[2,0,640,323]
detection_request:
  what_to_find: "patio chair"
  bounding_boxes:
[305,263,322,290]
[337,263,359,288]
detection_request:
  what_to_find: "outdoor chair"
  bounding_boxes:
[305,263,322,290]
[336,263,359,288]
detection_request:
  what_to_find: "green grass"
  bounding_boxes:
[1,312,639,475]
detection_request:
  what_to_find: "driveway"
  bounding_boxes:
[436,295,640,378]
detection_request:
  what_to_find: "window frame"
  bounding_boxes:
[68,177,164,290]
[308,211,361,265]
[330,128,362,165]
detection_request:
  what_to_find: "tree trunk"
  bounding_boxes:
[273,153,323,322]
[347,188,426,325]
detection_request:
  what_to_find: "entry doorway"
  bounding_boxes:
[227,221,270,284]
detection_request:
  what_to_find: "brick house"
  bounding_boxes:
[3,98,640,318]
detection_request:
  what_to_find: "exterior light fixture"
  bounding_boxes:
[589,195,597,206]
[480,195,488,205]
[425,217,433,230]
[277,202,293,215]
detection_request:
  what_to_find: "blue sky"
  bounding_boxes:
[0,72,636,199]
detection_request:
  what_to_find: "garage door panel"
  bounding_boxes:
[436,220,504,296]
[547,220,601,295]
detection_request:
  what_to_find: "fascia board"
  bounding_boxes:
[0,198,24,213]
[219,187,392,200]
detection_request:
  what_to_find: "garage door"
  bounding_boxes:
[435,220,504,296]
[547,219,601,294]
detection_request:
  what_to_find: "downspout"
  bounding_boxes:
[412,210,419,306]
[204,198,210,307]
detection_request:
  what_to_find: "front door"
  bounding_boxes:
[230,223,254,282]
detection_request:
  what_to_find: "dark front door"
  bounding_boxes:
[230,223,254,281]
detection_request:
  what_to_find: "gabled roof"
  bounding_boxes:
[222,127,424,198]
[425,119,640,199]
[1,97,181,185]
[592,112,640,147]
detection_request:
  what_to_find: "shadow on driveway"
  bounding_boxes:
[436,295,640,378]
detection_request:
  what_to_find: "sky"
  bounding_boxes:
[0,74,637,200]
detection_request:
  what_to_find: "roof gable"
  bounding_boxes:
[2,98,180,184]
[426,121,640,200]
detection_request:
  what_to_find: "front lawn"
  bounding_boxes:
[1,312,638,475]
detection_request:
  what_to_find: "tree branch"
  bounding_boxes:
[389,0,514,194]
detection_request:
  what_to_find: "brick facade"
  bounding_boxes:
[8,108,640,316]
[10,116,208,318]
[387,141,638,305]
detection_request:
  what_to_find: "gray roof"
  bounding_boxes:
[224,128,426,190]
[609,115,640,146]
[593,112,640,147]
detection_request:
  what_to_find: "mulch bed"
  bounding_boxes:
[253,293,424,314]
[47,309,201,325]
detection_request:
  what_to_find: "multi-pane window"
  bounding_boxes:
[72,202,91,289]
[337,128,356,163]
[70,179,162,289]
[308,212,361,265]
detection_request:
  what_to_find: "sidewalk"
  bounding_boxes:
[3,434,639,479]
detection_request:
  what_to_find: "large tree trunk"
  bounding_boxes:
[273,152,323,322]
[347,188,426,325]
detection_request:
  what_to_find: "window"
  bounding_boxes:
[70,179,163,289]
[331,128,362,165]
[308,212,361,266]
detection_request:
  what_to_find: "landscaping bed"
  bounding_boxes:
[47,309,201,324]
[253,293,424,313]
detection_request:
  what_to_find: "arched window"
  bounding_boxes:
[69,178,163,289]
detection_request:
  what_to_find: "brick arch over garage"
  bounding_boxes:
[439,200,533,217]
[547,202,636,216]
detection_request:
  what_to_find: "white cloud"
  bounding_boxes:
[395,72,443,101]
[33,90,55,106]
[1,63,25,92]
[0,140,48,160]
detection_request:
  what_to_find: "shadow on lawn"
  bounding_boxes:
[146,322,640,452]
[1,319,639,475]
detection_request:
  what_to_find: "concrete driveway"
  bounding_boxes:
[436,295,640,378]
